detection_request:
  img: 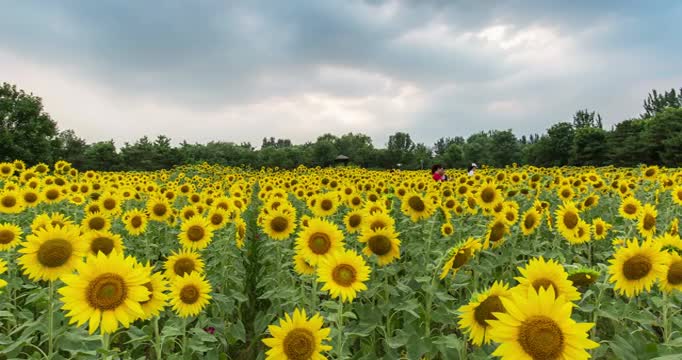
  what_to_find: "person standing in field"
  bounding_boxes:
[467,163,478,176]
[431,164,448,181]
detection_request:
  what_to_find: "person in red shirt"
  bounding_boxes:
[431,164,448,181]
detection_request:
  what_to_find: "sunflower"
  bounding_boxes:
[618,196,641,220]
[571,220,591,245]
[262,209,297,241]
[637,203,657,238]
[400,192,434,222]
[147,197,172,222]
[660,252,682,293]
[0,190,24,214]
[582,194,600,209]
[123,209,148,236]
[488,286,598,360]
[555,201,581,236]
[136,262,168,320]
[178,216,214,250]
[484,216,509,249]
[363,211,395,232]
[317,249,370,303]
[671,186,682,206]
[557,185,574,202]
[608,238,667,297]
[262,308,332,360]
[656,233,682,253]
[0,259,7,289]
[81,212,111,233]
[164,249,205,279]
[669,218,679,236]
[83,230,125,256]
[501,204,519,226]
[59,251,150,334]
[592,218,611,240]
[457,281,511,345]
[440,223,454,237]
[358,227,401,266]
[476,182,502,210]
[295,218,345,265]
[567,268,600,289]
[0,222,23,251]
[18,225,87,281]
[169,271,212,318]
[22,188,41,207]
[520,208,541,236]
[440,238,483,280]
[293,252,316,276]
[206,208,229,230]
[513,257,580,302]
[42,185,63,204]
[234,216,247,249]
[180,205,199,221]
[343,210,364,234]
[311,193,340,217]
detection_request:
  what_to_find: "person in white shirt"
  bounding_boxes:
[467,163,478,176]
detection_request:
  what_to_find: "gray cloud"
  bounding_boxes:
[1,0,680,147]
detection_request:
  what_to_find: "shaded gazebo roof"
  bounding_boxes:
[335,155,349,160]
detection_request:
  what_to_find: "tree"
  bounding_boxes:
[335,133,374,167]
[83,141,119,171]
[572,127,608,165]
[441,142,465,168]
[641,88,682,119]
[0,82,59,164]
[488,130,521,167]
[54,129,88,168]
[643,107,682,166]
[573,109,602,129]
[607,119,648,166]
[546,122,575,166]
[387,132,415,167]
[462,132,491,166]
[433,137,464,157]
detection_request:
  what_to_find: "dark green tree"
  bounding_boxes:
[0,82,59,164]
[573,109,603,129]
[488,130,521,167]
[83,140,119,171]
[572,127,608,165]
[641,88,681,118]
[387,132,415,167]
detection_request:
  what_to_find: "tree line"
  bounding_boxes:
[1,82,681,171]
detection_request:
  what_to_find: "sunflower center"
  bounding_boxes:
[1,196,17,207]
[642,213,656,231]
[184,225,204,241]
[532,279,559,297]
[46,189,60,200]
[351,197,361,206]
[348,214,361,228]
[210,213,224,225]
[370,220,387,231]
[91,236,115,255]
[408,196,425,212]
[505,211,515,222]
[89,217,106,231]
[452,248,472,269]
[568,272,597,287]
[131,216,143,228]
[308,233,331,254]
[473,295,504,328]
[518,316,564,359]
[622,254,652,280]
[667,260,682,285]
[180,284,200,304]
[368,234,392,256]
[524,214,537,229]
[283,328,315,360]
[87,273,127,310]
[153,204,167,216]
[270,216,289,233]
[0,229,15,244]
[320,199,333,211]
[480,188,496,203]
[173,258,196,276]
[140,282,154,305]
[562,211,578,230]
[443,225,453,235]
[595,224,604,235]
[584,197,595,207]
[37,239,73,268]
[332,264,357,287]
[24,192,38,203]
[624,204,637,215]
[489,222,506,243]
[645,169,655,177]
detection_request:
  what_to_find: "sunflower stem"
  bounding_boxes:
[310,276,318,311]
[47,280,55,359]
[182,317,188,360]
[662,291,670,344]
[101,332,110,359]
[336,300,344,360]
[153,316,163,360]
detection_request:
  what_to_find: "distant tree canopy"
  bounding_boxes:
[2,81,682,171]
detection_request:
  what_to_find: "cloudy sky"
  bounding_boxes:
[2,1,681,148]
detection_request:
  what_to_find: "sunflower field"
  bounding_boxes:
[0,159,681,360]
